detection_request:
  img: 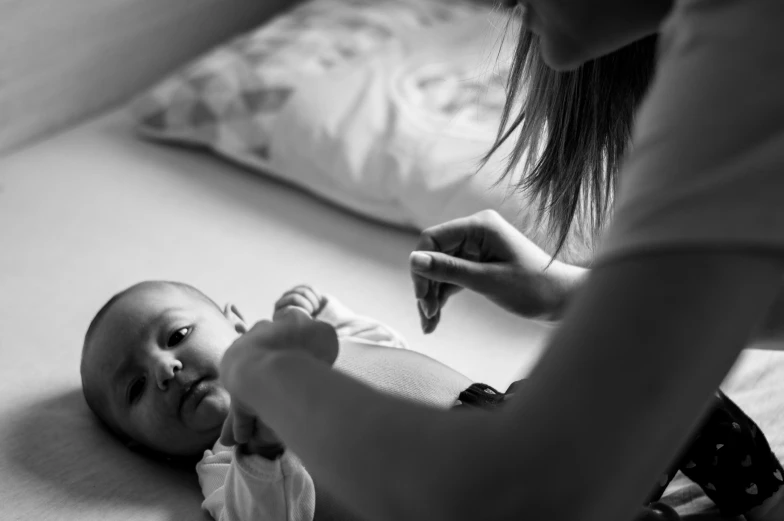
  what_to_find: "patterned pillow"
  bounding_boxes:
[130,0,592,263]
[131,0,485,164]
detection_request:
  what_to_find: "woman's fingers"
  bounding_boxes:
[219,404,255,447]
[411,215,482,298]
[272,312,340,365]
[421,280,460,319]
[410,224,489,334]
[420,307,440,334]
[220,401,285,457]
[410,213,496,318]
[411,212,495,294]
[436,283,462,311]
[233,416,255,446]
[411,251,490,290]
[415,213,488,256]
[418,282,462,334]
[219,409,237,446]
[417,284,439,333]
[232,403,256,445]
[411,238,438,301]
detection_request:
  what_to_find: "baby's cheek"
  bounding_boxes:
[191,387,230,431]
[129,406,172,450]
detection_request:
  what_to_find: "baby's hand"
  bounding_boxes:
[273,284,409,349]
[273,285,327,321]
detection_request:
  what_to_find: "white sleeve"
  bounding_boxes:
[197,446,315,521]
[315,294,409,349]
[599,0,784,262]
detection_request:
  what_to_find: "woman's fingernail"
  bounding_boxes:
[423,319,436,335]
[419,299,435,321]
[423,299,437,319]
[410,252,432,271]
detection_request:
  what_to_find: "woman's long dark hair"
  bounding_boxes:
[484,15,659,259]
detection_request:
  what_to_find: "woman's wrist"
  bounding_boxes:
[543,261,589,321]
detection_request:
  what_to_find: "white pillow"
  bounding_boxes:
[130,0,592,262]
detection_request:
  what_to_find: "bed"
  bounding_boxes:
[0,1,782,521]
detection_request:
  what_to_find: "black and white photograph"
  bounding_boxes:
[1,1,783,520]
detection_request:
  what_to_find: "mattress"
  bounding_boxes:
[0,109,548,521]
[0,109,782,521]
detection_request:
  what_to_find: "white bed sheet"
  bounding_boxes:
[0,109,548,521]
[1,109,783,521]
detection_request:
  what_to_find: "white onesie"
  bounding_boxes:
[198,442,315,521]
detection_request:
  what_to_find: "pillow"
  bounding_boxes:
[130,0,592,263]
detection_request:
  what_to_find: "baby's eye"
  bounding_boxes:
[167,327,191,347]
[128,377,145,404]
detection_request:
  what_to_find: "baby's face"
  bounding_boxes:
[83,284,244,456]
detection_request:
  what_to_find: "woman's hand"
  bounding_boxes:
[220,398,285,459]
[222,307,339,383]
[219,309,339,454]
[409,210,587,333]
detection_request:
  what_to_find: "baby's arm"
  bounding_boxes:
[197,444,315,521]
[274,285,408,349]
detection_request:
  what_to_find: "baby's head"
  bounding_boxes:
[80,281,247,458]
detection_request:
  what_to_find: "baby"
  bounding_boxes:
[80,280,784,521]
[80,280,485,521]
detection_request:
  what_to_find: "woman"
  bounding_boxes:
[219,0,784,520]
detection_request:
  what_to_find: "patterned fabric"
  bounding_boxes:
[453,383,506,409]
[646,390,784,517]
[130,0,487,165]
[454,383,783,518]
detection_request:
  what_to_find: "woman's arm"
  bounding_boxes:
[752,285,784,346]
[537,262,784,341]
[222,250,782,521]
[222,0,784,516]
[543,260,589,320]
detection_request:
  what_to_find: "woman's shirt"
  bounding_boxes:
[600,0,784,261]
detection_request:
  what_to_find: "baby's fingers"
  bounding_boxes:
[272,305,314,326]
[275,286,324,315]
[275,293,315,314]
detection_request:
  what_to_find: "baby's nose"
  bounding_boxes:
[155,357,183,391]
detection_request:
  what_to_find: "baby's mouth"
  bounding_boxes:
[179,377,207,416]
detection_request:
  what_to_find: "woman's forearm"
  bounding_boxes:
[226,350,507,521]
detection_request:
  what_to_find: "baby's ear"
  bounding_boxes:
[224,303,248,334]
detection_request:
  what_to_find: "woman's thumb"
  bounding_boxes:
[409,251,488,290]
